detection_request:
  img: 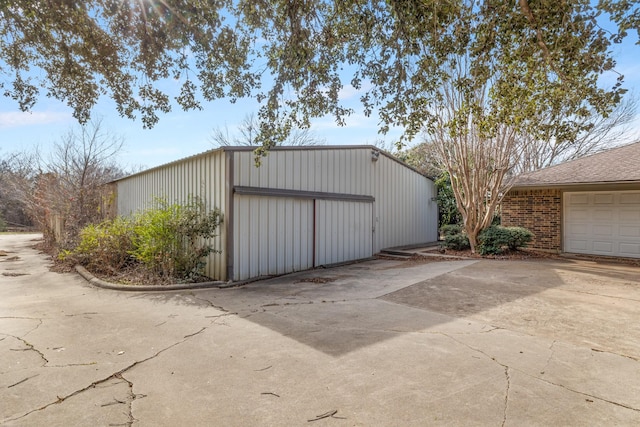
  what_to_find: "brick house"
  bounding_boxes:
[502,141,640,259]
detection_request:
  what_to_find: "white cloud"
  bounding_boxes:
[309,111,406,147]
[338,81,372,101]
[0,111,71,129]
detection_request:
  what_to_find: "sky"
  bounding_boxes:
[0,78,410,171]
[1,32,639,172]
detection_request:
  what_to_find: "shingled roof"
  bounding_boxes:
[512,141,640,188]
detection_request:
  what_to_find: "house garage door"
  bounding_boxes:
[564,191,640,258]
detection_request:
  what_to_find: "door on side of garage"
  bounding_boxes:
[564,191,640,258]
[314,200,373,266]
[234,196,314,280]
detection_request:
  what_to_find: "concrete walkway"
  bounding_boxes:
[1,234,639,426]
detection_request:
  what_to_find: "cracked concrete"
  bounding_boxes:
[502,367,510,427]
[7,336,202,426]
[8,335,49,366]
[2,233,640,425]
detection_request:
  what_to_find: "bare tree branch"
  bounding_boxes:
[513,95,638,173]
[209,113,325,147]
[1,118,127,249]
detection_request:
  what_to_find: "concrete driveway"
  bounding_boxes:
[1,234,639,426]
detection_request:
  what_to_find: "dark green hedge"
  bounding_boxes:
[478,226,533,255]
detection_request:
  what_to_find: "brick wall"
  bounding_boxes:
[501,188,562,252]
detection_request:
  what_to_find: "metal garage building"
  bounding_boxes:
[114,146,438,281]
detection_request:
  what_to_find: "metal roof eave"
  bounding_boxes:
[110,145,435,184]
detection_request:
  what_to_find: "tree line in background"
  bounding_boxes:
[0,119,128,248]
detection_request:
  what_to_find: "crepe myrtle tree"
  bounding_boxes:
[1,1,638,250]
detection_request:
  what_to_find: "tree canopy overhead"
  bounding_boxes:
[0,0,638,146]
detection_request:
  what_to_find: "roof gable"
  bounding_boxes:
[513,141,640,187]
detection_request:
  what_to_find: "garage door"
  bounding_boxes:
[315,200,373,266]
[564,191,640,258]
[234,196,314,280]
[233,195,374,280]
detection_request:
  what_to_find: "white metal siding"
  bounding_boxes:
[233,148,437,253]
[234,195,313,280]
[564,191,640,258]
[234,149,373,194]
[116,151,228,280]
[370,154,437,251]
[116,147,437,282]
[315,200,373,266]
